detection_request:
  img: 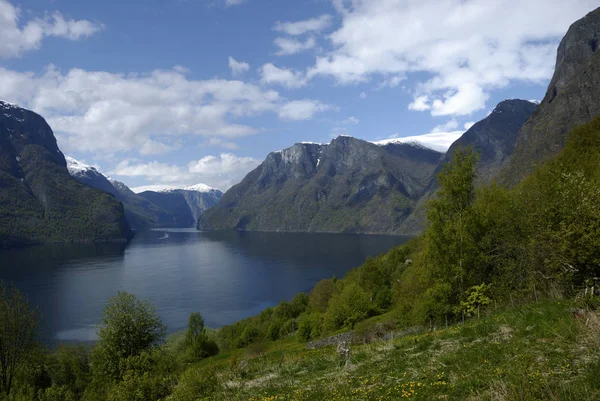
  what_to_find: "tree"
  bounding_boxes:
[425,148,480,316]
[0,281,40,397]
[324,283,371,330]
[185,313,218,360]
[308,279,337,313]
[95,292,166,378]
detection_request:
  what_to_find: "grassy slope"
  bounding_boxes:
[176,301,600,401]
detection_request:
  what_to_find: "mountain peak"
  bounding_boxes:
[65,156,100,177]
[158,183,221,194]
[183,183,219,193]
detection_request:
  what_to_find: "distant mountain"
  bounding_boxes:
[139,185,223,228]
[199,136,441,234]
[65,157,221,229]
[0,101,131,246]
[66,157,175,229]
[504,7,600,184]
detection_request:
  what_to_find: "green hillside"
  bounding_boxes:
[3,118,600,401]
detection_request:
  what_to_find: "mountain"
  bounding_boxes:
[139,185,223,228]
[443,99,538,184]
[504,7,600,184]
[396,99,538,234]
[0,101,131,246]
[199,136,442,234]
[66,157,175,229]
[65,157,221,229]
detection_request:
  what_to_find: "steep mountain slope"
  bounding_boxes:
[139,185,223,228]
[0,101,131,246]
[66,157,175,229]
[387,99,536,235]
[442,99,538,184]
[504,7,600,184]
[199,136,441,234]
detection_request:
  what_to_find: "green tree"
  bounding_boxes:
[0,282,40,397]
[425,148,480,318]
[308,279,337,313]
[460,283,492,318]
[94,292,166,378]
[185,313,218,360]
[324,283,371,330]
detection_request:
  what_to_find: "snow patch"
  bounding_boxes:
[156,183,218,194]
[65,156,101,177]
[0,100,20,109]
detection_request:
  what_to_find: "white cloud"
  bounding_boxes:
[464,121,475,130]
[0,65,326,154]
[112,153,260,191]
[307,0,598,116]
[431,118,458,133]
[274,14,332,36]
[260,63,307,88]
[0,0,102,58]
[228,56,250,76]
[139,139,180,155]
[205,137,239,150]
[359,92,367,99]
[408,95,430,111]
[278,100,330,121]
[274,36,316,56]
[343,116,359,124]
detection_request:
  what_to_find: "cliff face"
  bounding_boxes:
[199,137,441,234]
[0,101,132,246]
[504,7,600,184]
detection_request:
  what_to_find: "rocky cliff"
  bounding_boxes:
[504,7,600,184]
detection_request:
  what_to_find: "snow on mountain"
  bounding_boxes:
[372,132,463,153]
[65,156,102,177]
[183,183,219,193]
[154,183,220,194]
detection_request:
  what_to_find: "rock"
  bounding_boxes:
[504,7,600,184]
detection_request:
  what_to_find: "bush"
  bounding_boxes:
[297,313,322,342]
[185,313,219,361]
[46,345,90,396]
[170,368,219,401]
[324,283,372,330]
[267,320,282,341]
[235,325,260,348]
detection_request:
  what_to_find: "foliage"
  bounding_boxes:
[324,283,372,330]
[0,281,40,397]
[184,313,219,361]
[460,283,492,318]
[94,292,166,379]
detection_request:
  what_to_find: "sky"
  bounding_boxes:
[0,0,597,192]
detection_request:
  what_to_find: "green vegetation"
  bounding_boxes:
[0,145,131,246]
[3,117,600,400]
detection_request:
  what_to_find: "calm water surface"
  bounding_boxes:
[0,230,410,343]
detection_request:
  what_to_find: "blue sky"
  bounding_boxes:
[1,0,597,191]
